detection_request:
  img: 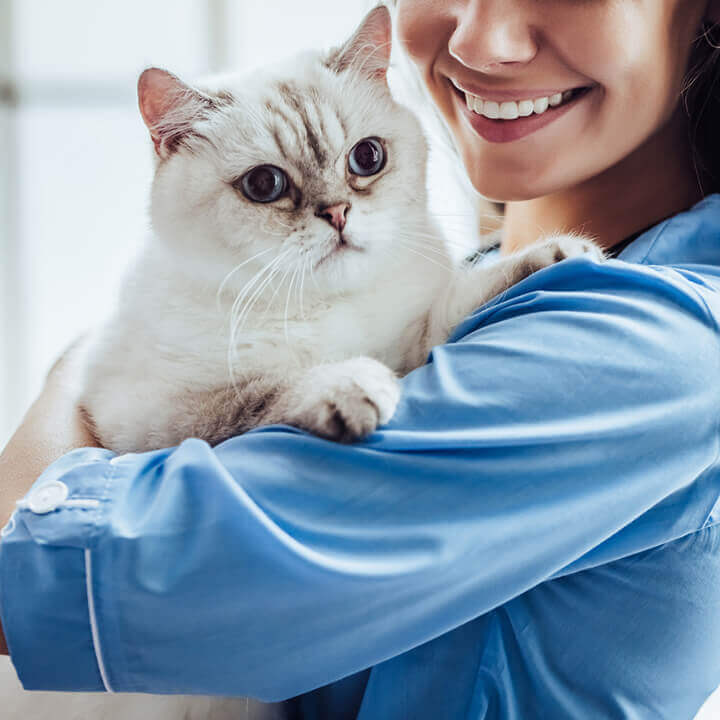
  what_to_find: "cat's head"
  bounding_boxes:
[138,6,441,299]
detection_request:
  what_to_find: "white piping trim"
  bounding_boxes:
[84,548,114,693]
[0,512,16,537]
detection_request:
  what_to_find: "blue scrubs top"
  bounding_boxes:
[2,195,720,719]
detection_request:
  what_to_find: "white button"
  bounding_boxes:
[27,481,69,514]
[109,456,121,466]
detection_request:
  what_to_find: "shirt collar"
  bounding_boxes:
[618,193,720,266]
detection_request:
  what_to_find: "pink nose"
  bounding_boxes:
[317,202,350,232]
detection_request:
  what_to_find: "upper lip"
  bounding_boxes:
[450,78,585,102]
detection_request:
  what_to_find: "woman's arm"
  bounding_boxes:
[1,258,719,697]
[0,344,99,654]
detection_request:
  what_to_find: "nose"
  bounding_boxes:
[448,1,538,72]
[316,202,351,232]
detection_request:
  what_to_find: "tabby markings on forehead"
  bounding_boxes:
[305,86,349,150]
[265,101,304,157]
[276,81,330,168]
[270,125,290,161]
[307,93,329,149]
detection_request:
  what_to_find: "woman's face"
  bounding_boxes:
[396,0,715,202]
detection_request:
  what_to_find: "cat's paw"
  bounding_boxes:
[283,357,400,443]
[522,234,605,273]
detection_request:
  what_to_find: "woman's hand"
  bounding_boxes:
[0,337,100,654]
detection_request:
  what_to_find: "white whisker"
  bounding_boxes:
[284,268,299,347]
[227,248,293,386]
[233,264,281,336]
[298,255,308,320]
[216,247,274,312]
[260,262,295,323]
[395,241,454,271]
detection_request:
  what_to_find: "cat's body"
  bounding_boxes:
[3,7,602,720]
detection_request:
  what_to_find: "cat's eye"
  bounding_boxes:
[348,138,386,177]
[239,165,288,203]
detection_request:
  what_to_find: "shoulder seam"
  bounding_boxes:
[636,219,670,265]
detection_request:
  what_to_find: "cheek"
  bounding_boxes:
[396,0,453,70]
[561,2,694,129]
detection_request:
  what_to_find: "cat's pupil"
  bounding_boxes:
[240,165,287,203]
[349,138,385,177]
[355,142,378,170]
[250,169,276,196]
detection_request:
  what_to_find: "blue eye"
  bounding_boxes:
[239,165,288,203]
[348,138,386,176]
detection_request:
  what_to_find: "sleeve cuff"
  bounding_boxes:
[0,447,117,691]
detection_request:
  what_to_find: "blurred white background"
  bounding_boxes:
[0,1,718,716]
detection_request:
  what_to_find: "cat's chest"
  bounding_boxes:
[235,299,423,373]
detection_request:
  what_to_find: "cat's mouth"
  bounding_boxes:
[315,234,364,269]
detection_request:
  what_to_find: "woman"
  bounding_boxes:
[2,1,720,718]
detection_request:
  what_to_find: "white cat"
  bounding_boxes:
[2,6,601,720]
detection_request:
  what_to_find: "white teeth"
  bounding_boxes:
[463,86,582,120]
[482,101,500,119]
[533,97,549,114]
[518,100,534,117]
[499,101,519,120]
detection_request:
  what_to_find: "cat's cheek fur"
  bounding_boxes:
[150,154,229,253]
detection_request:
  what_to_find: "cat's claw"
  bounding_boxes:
[523,234,605,271]
[282,357,400,443]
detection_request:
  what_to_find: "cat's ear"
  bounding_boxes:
[137,68,216,159]
[326,5,392,84]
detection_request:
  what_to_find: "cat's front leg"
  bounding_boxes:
[424,234,604,353]
[263,357,401,443]
[132,359,398,449]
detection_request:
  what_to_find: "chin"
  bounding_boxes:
[469,176,545,203]
[464,161,570,203]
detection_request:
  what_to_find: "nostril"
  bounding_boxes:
[317,202,351,232]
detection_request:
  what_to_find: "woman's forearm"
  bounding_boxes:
[0,348,98,655]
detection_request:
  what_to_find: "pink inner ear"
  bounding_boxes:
[335,5,392,81]
[137,68,186,135]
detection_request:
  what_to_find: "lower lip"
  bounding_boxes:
[458,87,594,144]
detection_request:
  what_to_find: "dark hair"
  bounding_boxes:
[683,21,720,195]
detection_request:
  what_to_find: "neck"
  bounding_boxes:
[501,108,704,255]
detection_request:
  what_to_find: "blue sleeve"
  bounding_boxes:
[2,258,719,700]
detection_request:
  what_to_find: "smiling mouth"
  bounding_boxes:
[449,80,596,144]
[451,80,593,120]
